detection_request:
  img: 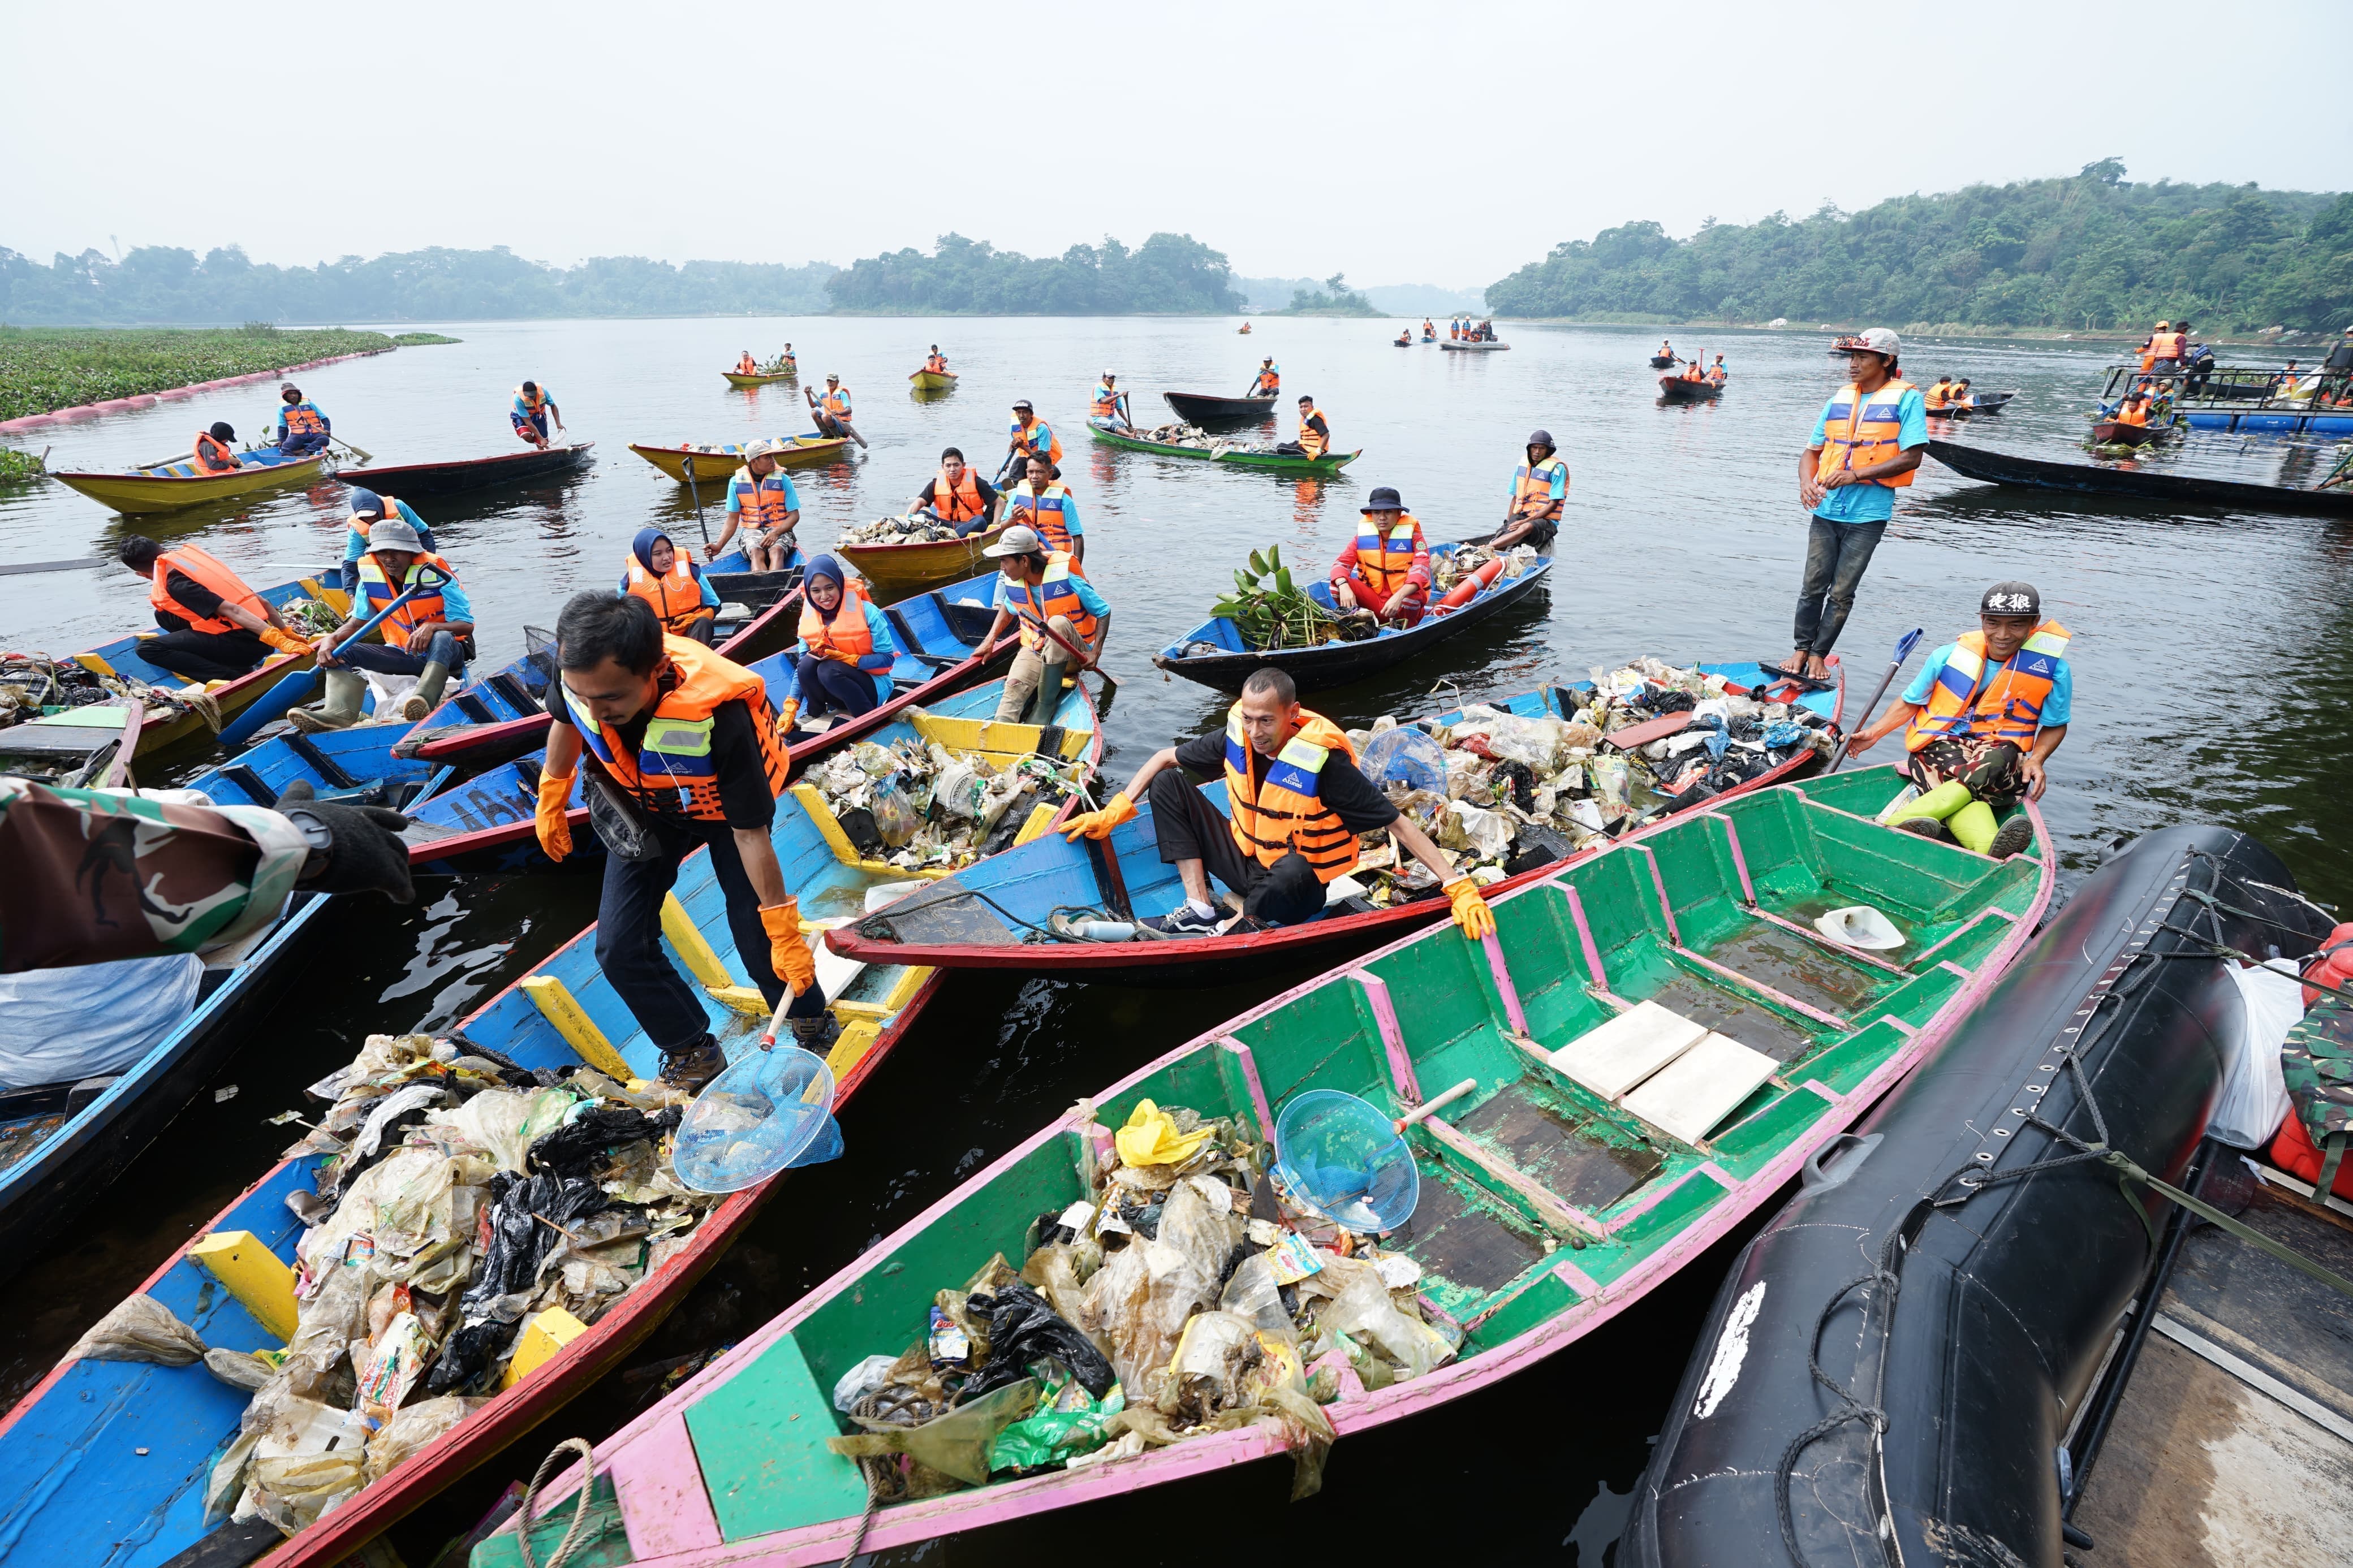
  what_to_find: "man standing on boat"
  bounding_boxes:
[1006,400,1062,476]
[808,376,865,448]
[274,385,331,457]
[1249,357,1280,398]
[534,593,822,1090]
[1842,580,2066,861]
[1330,486,1430,625]
[1782,327,1925,684]
[707,440,800,572]
[298,516,474,729]
[118,537,312,683]
[512,382,562,449]
[1090,372,1131,430]
[1058,666,1498,939]
[1277,395,1331,461]
[909,447,1002,535]
[970,525,1110,725]
[1493,432,1568,551]
[1003,453,1085,563]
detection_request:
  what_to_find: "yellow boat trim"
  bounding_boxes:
[189,1231,299,1341]
[661,892,735,991]
[519,975,635,1080]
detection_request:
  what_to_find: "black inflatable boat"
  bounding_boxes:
[1621,824,2335,1568]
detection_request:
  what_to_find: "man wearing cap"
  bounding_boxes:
[1842,581,2070,860]
[1783,326,1927,684]
[1248,357,1280,398]
[1006,400,1062,476]
[807,377,864,447]
[1058,665,1497,939]
[535,592,822,1091]
[117,536,311,682]
[295,518,475,730]
[1276,394,1331,460]
[1003,452,1085,563]
[971,525,1110,725]
[1089,371,1131,430]
[1330,487,1431,626]
[275,384,332,457]
[512,381,562,449]
[708,442,800,572]
[1493,433,1568,552]
[909,447,1002,536]
[339,489,437,594]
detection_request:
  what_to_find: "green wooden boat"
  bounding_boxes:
[1085,417,1359,476]
[485,766,2051,1566]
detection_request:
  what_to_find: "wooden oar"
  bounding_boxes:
[331,435,376,464]
[0,557,108,576]
[682,454,710,548]
[218,572,443,748]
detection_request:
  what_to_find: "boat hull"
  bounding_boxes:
[50,450,329,514]
[907,370,957,391]
[723,371,796,387]
[837,526,1011,601]
[2089,420,2161,447]
[630,436,849,483]
[335,443,593,496]
[1439,340,1510,351]
[1928,438,2353,516]
[1648,355,1675,368]
[1658,377,1722,401]
[1162,392,1277,424]
[1086,418,1359,476]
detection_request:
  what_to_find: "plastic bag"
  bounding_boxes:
[1359,726,1449,796]
[245,1448,367,1532]
[1159,1310,1261,1423]
[2210,959,2304,1147]
[425,1086,581,1173]
[1019,1237,1102,1328]
[988,1363,1126,1473]
[204,1346,278,1392]
[967,1280,1118,1399]
[1440,801,1512,861]
[1479,712,1570,772]
[1156,1180,1243,1289]
[1079,1236,1216,1394]
[364,1394,480,1481]
[833,1354,899,1414]
[932,759,986,820]
[829,1377,1041,1487]
[1320,1273,1455,1381]
[0,953,204,1091]
[1114,1099,1213,1169]
[871,776,920,848]
[68,1294,206,1365]
[1217,1251,1297,1341]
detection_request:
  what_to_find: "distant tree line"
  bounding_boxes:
[1486,162,2353,332]
[824,232,1245,314]
[0,245,838,325]
[1274,273,1378,317]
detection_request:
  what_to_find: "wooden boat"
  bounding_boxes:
[630,435,850,483]
[1622,824,2326,1568]
[0,732,1014,1568]
[335,443,594,498]
[499,764,2053,1566]
[2089,419,2162,448]
[398,573,1016,875]
[833,660,1843,984]
[837,523,1014,602]
[1927,438,2353,517]
[0,574,350,768]
[908,369,958,392]
[1153,539,1551,693]
[1648,355,1675,369]
[1440,339,1510,352]
[1658,375,1722,402]
[1161,391,1277,425]
[0,893,330,1276]
[723,369,796,388]
[1087,418,1360,477]
[49,445,330,515]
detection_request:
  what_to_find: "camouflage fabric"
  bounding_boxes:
[0,777,308,973]
[2282,989,2353,1142]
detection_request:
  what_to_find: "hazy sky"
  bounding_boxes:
[10,1,2347,289]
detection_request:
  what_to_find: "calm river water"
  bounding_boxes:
[0,317,2341,1562]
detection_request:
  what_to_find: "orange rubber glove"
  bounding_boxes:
[535,768,575,863]
[1058,792,1136,842]
[777,697,801,734]
[1445,877,1497,940]
[260,627,313,656]
[760,899,817,996]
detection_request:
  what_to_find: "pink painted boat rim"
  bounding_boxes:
[514,781,2054,1568]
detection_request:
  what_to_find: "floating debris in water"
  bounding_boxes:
[214,1085,238,1103]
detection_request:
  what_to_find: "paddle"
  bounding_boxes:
[1028,615,1118,698]
[682,453,710,549]
[330,435,376,464]
[1827,628,1925,772]
[218,572,445,748]
[0,557,107,576]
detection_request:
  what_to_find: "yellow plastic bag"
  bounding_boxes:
[1114,1100,1213,1169]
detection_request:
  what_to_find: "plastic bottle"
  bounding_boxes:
[1068,919,1136,941]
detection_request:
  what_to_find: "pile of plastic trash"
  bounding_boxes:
[0,651,224,736]
[808,722,1091,870]
[1429,543,1539,597]
[825,1098,1455,1501]
[837,514,969,546]
[1335,659,1833,904]
[1131,421,1273,457]
[66,1031,723,1535]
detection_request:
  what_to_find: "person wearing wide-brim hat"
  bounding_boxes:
[1329,486,1432,627]
[1496,430,1568,551]
[296,516,475,731]
[971,524,1111,725]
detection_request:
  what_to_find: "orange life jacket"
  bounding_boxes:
[1010,416,1063,466]
[1222,706,1360,883]
[1002,552,1097,654]
[798,578,877,665]
[1512,457,1568,521]
[1297,405,1329,459]
[925,355,947,374]
[1345,513,1427,597]
[1904,624,2072,753]
[281,401,326,437]
[2114,403,2149,428]
[729,468,796,532]
[929,465,986,523]
[819,388,851,418]
[1818,379,1919,489]
[355,550,459,642]
[1251,368,1279,397]
[1006,480,1079,554]
[2149,331,2185,360]
[191,431,241,473]
[348,494,411,555]
[737,354,759,374]
[561,636,787,821]
[1090,383,1121,418]
[151,545,268,636]
[624,552,710,634]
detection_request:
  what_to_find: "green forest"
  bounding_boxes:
[0,245,837,325]
[1486,163,2353,332]
[1274,274,1378,317]
[823,232,1244,314]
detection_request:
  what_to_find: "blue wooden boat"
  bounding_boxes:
[831,661,1842,986]
[1152,541,1555,694]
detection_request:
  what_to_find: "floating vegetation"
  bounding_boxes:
[390,332,462,346]
[0,326,395,423]
[0,447,44,483]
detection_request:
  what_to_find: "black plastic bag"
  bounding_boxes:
[1505,823,1575,878]
[965,1281,1117,1399]
[528,1107,682,1180]
[424,1170,608,1393]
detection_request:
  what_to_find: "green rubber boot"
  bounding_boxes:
[288,669,365,733]
[400,660,453,722]
[1886,780,1972,826]
[1949,800,1999,854]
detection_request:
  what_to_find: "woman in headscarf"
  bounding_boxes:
[782,554,897,732]
[617,527,721,646]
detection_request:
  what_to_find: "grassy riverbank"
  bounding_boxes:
[0,324,395,422]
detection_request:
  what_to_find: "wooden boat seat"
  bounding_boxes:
[1546,1000,1708,1098]
[1619,1032,1779,1145]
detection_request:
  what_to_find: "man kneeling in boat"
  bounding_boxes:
[535,594,824,1090]
[1330,486,1430,627]
[971,525,1110,725]
[119,537,311,683]
[1842,580,2068,861]
[910,447,1002,537]
[1059,666,1498,939]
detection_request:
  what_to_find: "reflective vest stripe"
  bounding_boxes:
[1512,459,1567,519]
[1221,709,1360,882]
[1004,554,1097,651]
[1905,623,2071,752]
[1008,483,1078,552]
[1819,380,1917,489]
[562,636,785,821]
[281,403,326,435]
[1298,406,1328,458]
[1348,515,1425,596]
[625,556,706,633]
[731,473,795,530]
[355,551,457,641]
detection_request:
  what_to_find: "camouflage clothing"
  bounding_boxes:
[2281,991,2353,1144]
[0,777,308,973]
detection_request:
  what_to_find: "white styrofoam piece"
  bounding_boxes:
[1548,1000,1710,1100]
[1621,1031,1778,1144]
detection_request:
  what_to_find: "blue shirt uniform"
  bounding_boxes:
[1809,385,1928,524]
[343,499,437,566]
[1902,643,2072,727]
[992,571,1110,620]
